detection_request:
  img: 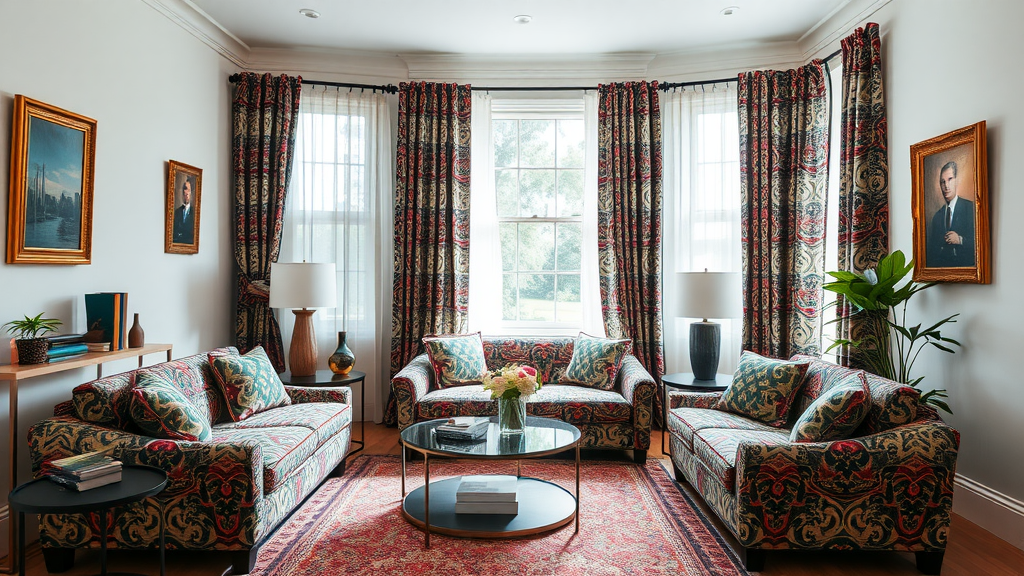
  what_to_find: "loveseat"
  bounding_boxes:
[666,353,959,574]
[391,336,657,462]
[28,348,352,574]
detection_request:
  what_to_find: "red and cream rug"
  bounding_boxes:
[252,455,748,575]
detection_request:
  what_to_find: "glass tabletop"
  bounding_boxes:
[401,417,581,459]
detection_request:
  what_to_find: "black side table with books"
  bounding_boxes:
[7,465,168,576]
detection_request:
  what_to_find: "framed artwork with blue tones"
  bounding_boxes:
[6,95,96,264]
[911,121,990,284]
[164,160,202,254]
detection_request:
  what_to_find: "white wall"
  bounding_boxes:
[0,0,236,554]
[867,0,1024,548]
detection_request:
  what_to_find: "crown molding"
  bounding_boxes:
[647,43,805,82]
[799,0,893,60]
[142,0,250,67]
[246,48,408,83]
[400,53,656,83]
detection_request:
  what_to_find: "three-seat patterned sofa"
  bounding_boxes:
[391,336,657,462]
[666,354,959,574]
[28,348,352,574]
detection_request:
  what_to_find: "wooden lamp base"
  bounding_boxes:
[288,309,318,377]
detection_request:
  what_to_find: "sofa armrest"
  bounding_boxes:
[669,391,722,409]
[734,421,960,551]
[30,416,265,548]
[285,385,352,405]
[617,355,657,450]
[391,353,434,430]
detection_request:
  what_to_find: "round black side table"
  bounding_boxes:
[661,372,732,456]
[7,465,168,576]
[280,369,366,460]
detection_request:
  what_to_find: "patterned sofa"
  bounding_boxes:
[666,354,959,574]
[28,349,352,574]
[391,336,657,463]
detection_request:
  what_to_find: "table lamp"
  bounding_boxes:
[677,270,741,381]
[270,262,337,377]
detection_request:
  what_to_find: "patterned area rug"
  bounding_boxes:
[252,455,748,575]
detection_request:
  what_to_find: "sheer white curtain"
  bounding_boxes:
[279,86,393,422]
[662,83,742,374]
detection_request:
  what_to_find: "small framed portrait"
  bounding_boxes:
[6,95,96,265]
[911,121,990,283]
[164,160,202,254]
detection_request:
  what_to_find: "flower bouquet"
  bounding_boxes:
[483,365,542,435]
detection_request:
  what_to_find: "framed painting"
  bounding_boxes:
[911,121,990,283]
[6,95,96,264]
[164,160,202,254]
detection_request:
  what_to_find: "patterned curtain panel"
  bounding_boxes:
[738,62,829,358]
[232,72,302,372]
[384,82,472,425]
[597,81,666,406]
[837,23,890,369]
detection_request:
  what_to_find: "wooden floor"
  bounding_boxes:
[8,423,1023,575]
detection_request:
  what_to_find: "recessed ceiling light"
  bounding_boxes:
[513,15,532,24]
[721,6,739,16]
[299,8,320,19]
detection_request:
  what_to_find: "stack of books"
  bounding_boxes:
[45,333,88,363]
[42,451,123,491]
[455,475,519,515]
[84,292,128,350]
[434,417,489,442]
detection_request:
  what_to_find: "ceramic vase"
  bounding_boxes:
[498,396,527,436]
[128,313,145,349]
[328,331,355,375]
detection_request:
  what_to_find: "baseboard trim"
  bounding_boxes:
[954,473,1024,551]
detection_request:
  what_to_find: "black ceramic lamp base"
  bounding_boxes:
[689,321,721,381]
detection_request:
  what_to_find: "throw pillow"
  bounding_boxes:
[790,372,871,442]
[422,332,488,389]
[563,333,632,391]
[130,372,212,441]
[715,351,809,427]
[209,346,291,422]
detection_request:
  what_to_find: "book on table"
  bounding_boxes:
[84,292,128,350]
[43,451,123,490]
[454,500,519,515]
[456,475,519,514]
[435,417,490,441]
[47,469,123,491]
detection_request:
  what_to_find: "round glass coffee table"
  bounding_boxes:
[400,416,581,547]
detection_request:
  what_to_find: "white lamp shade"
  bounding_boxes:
[269,262,338,309]
[677,272,741,320]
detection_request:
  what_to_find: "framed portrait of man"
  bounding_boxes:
[164,160,202,254]
[911,121,990,283]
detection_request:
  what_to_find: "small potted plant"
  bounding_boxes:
[2,313,62,364]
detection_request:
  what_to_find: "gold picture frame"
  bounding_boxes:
[164,160,202,254]
[911,121,990,283]
[6,95,96,265]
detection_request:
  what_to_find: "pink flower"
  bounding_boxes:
[518,366,537,378]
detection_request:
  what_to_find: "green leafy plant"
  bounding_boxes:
[2,313,62,340]
[823,250,958,414]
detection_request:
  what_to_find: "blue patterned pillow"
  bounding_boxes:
[715,351,809,427]
[423,332,488,389]
[131,372,211,441]
[563,333,632,391]
[209,346,291,422]
[790,372,870,442]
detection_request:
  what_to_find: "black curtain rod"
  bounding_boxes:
[472,85,596,92]
[658,77,738,91]
[227,73,398,94]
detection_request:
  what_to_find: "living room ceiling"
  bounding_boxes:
[188,0,850,56]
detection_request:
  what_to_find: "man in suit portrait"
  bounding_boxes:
[172,177,195,244]
[926,160,975,268]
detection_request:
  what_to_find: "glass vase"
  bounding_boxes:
[328,331,356,375]
[498,396,527,436]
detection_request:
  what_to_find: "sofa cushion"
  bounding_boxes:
[423,332,488,389]
[216,402,351,448]
[691,428,791,490]
[716,352,809,427]
[416,385,496,421]
[210,346,291,422]
[482,337,575,386]
[668,407,779,451]
[415,384,632,425]
[563,333,631,391]
[130,372,212,441]
[209,424,321,492]
[790,372,870,442]
[137,349,232,425]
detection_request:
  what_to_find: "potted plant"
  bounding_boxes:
[824,250,958,414]
[2,313,63,365]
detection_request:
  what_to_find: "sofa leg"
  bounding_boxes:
[915,551,945,575]
[42,547,75,573]
[231,547,258,575]
[672,462,686,484]
[741,547,766,572]
[330,459,346,477]
[633,449,647,464]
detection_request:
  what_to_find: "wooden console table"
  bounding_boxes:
[0,343,172,574]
